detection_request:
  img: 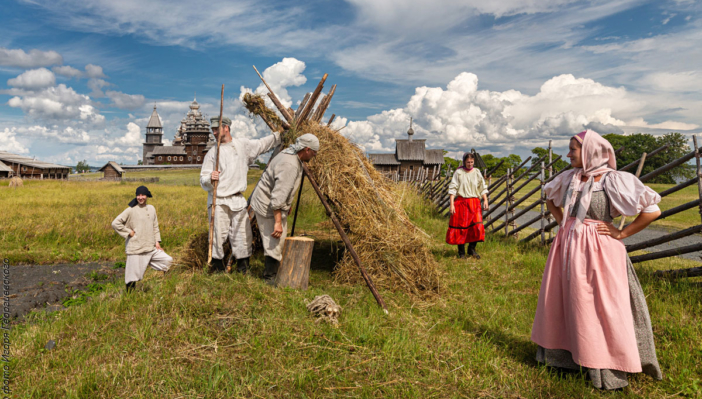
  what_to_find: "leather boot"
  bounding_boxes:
[236,257,250,274]
[468,242,480,260]
[209,258,225,274]
[457,244,466,259]
[126,281,136,293]
[263,256,280,285]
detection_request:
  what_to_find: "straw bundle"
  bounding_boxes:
[244,95,442,297]
[9,176,23,188]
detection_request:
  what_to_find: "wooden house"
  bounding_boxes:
[98,161,124,180]
[367,120,444,180]
[0,151,70,179]
[0,161,12,178]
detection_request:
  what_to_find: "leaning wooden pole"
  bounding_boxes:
[207,84,225,265]
[300,162,388,313]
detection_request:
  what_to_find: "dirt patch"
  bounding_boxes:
[7,262,123,320]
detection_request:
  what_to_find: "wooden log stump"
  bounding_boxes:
[275,237,314,289]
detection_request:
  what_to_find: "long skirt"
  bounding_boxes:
[446,197,484,245]
[531,217,661,389]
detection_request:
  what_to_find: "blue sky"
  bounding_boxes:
[1,0,701,165]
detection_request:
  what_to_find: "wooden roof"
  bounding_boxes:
[98,161,124,173]
[367,153,400,165]
[423,149,444,165]
[0,151,70,170]
[0,161,12,173]
[395,139,426,161]
[146,106,162,129]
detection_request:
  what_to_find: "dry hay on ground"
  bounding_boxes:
[243,94,442,297]
[9,176,23,188]
[182,218,263,270]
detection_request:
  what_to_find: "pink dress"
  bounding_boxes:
[531,170,662,388]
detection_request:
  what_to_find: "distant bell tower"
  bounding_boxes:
[142,104,164,164]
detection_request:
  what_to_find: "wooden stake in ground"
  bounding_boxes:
[207,84,225,265]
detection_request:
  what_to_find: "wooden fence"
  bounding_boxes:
[409,139,702,279]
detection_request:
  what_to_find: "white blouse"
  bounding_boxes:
[543,169,661,217]
[448,168,488,198]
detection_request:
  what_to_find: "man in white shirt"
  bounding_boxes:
[200,116,280,273]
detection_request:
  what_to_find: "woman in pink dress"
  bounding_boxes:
[531,130,663,390]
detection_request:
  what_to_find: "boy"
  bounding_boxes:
[112,186,172,291]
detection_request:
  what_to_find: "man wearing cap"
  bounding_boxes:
[250,133,319,283]
[112,186,172,292]
[201,116,281,273]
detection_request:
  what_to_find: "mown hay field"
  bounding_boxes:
[6,170,702,397]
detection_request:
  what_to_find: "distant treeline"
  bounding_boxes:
[442,132,693,184]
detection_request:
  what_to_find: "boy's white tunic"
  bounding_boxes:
[112,204,172,284]
[200,133,280,259]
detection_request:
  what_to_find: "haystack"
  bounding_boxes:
[9,176,23,188]
[242,85,442,297]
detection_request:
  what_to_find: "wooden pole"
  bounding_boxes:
[300,162,388,313]
[694,136,702,227]
[253,66,294,122]
[505,168,511,236]
[207,84,225,264]
[298,74,329,122]
[290,175,305,237]
[540,161,545,244]
[618,152,646,230]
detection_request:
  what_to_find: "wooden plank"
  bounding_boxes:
[630,242,702,263]
[625,224,702,252]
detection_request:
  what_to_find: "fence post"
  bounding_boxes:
[504,168,511,236]
[540,161,545,244]
[693,136,702,226]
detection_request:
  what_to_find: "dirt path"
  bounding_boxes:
[506,210,702,262]
[7,262,123,320]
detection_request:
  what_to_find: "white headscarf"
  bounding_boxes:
[282,133,319,155]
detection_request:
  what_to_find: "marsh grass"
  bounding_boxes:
[9,176,702,398]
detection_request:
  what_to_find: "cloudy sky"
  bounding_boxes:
[1,0,701,165]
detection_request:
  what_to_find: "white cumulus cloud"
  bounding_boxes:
[7,84,105,125]
[0,48,63,68]
[106,90,146,110]
[0,128,30,154]
[7,68,56,90]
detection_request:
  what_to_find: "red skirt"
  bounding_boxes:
[446,197,485,245]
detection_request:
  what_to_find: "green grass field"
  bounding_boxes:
[6,170,702,397]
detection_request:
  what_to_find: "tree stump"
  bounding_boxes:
[275,237,314,289]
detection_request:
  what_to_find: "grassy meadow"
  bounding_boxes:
[6,169,702,398]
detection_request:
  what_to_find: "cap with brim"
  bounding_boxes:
[210,116,232,128]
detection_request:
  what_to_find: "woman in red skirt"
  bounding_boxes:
[446,153,489,258]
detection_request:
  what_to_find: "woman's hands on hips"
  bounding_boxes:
[596,222,624,239]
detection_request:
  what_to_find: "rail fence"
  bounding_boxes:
[408,140,702,279]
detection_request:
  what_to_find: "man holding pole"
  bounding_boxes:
[250,133,319,284]
[200,116,281,273]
